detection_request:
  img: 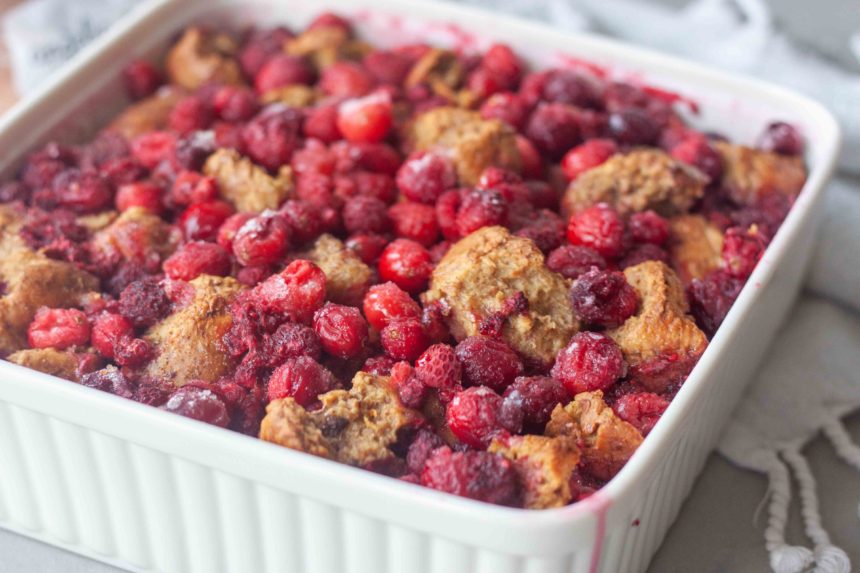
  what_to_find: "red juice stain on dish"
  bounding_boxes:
[581,490,611,573]
[555,54,610,79]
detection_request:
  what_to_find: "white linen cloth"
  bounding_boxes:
[3,1,860,571]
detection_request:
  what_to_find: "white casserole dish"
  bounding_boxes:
[0,1,841,572]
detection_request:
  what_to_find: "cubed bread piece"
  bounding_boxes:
[77,210,119,233]
[561,149,706,217]
[667,214,724,284]
[203,149,294,213]
[285,26,370,71]
[607,261,708,392]
[0,233,99,355]
[90,206,180,266]
[489,434,580,509]
[407,107,521,185]
[715,142,807,205]
[259,371,423,466]
[546,390,643,481]
[298,234,371,306]
[108,87,184,139]
[144,275,242,386]
[261,85,320,108]
[165,27,243,90]
[7,348,81,381]
[424,226,578,366]
[404,49,474,105]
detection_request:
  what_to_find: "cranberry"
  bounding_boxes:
[570,268,639,327]
[455,336,523,393]
[161,386,231,427]
[628,210,669,245]
[342,195,390,235]
[236,264,272,286]
[551,332,626,395]
[0,181,29,203]
[292,140,336,176]
[255,259,327,323]
[514,209,566,253]
[542,69,602,108]
[179,200,234,242]
[436,189,462,241]
[456,188,508,237]
[525,103,582,160]
[421,300,451,344]
[115,181,163,214]
[396,151,457,205]
[406,429,445,474]
[308,12,352,33]
[390,361,427,408]
[420,446,521,506]
[670,135,723,183]
[27,308,90,350]
[313,303,369,359]
[378,239,433,294]
[480,44,523,91]
[446,386,519,448]
[267,356,336,406]
[614,392,669,436]
[213,121,245,151]
[362,354,397,376]
[334,171,396,204]
[345,232,388,264]
[91,312,135,359]
[168,171,218,208]
[163,241,232,281]
[51,169,112,214]
[466,68,502,99]
[363,50,413,86]
[381,317,430,361]
[721,226,766,279]
[320,61,375,98]
[212,86,260,122]
[217,212,254,250]
[279,200,324,245]
[302,105,342,143]
[241,107,302,171]
[362,282,421,331]
[80,368,135,400]
[254,54,314,93]
[566,203,626,259]
[619,243,669,269]
[516,136,544,179]
[114,337,154,368]
[414,343,461,391]
[168,96,213,135]
[119,278,171,329]
[122,60,163,100]
[757,122,803,155]
[388,202,439,246]
[336,91,393,143]
[262,323,322,366]
[331,141,402,176]
[569,469,601,501]
[607,109,659,145]
[239,27,294,78]
[232,212,292,267]
[503,376,569,429]
[561,139,617,181]
[546,245,606,280]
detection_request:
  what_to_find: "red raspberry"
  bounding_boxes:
[118,278,171,329]
[396,151,457,205]
[607,109,659,145]
[239,26,294,78]
[163,241,232,281]
[362,50,413,85]
[320,61,375,98]
[378,239,433,294]
[406,429,445,474]
[278,200,324,245]
[232,212,292,267]
[566,203,626,259]
[262,323,322,366]
[570,267,639,327]
[628,210,669,245]
[334,171,396,204]
[342,195,390,235]
[670,134,723,183]
[455,188,508,237]
[168,96,213,135]
[363,282,421,331]
[721,226,767,279]
[388,202,439,246]
[390,361,428,409]
[502,376,569,428]
[415,343,461,391]
[331,141,401,175]
[613,392,669,436]
[546,245,606,280]
[479,92,529,131]
[436,189,462,241]
[313,303,369,359]
[345,233,388,264]
[255,259,327,324]
[161,386,231,427]
[757,121,803,155]
[267,356,337,406]
[446,386,520,449]
[241,107,302,171]
[619,243,669,269]
[179,200,235,242]
[381,317,430,361]
[51,169,112,214]
[561,139,618,181]
[168,171,218,208]
[336,91,393,143]
[302,104,342,143]
[551,332,626,395]
[114,337,154,368]
[542,69,602,108]
[122,60,163,100]
[455,336,523,393]
[212,86,260,122]
[91,312,135,359]
[254,54,314,94]
[27,308,90,350]
[525,103,582,160]
[115,182,163,214]
[420,446,521,506]
[217,212,254,251]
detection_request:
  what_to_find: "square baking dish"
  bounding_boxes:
[0,1,840,572]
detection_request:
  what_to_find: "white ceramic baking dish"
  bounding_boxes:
[0,1,840,572]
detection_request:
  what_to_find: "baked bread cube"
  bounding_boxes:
[298,234,372,306]
[561,149,706,217]
[108,87,184,139]
[165,27,243,90]
[424,226,578,367]
[203,149,294,213]
[715,142,806,205]
[7,348,82,381]
[546,390,642,481]
[667,214,724,284]
[285,25,370,71]
[90,206,180,266]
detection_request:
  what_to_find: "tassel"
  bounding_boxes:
[762,451,814,573]
[821,418,860,518]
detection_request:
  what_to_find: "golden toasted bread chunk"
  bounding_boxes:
[108,87,184,139]
[561,149,706,217]
[285,26,370,71]
[90,206,180,266]
[144,275,241,386]
[715,142,806,205]
[165,27,243,90]
[7,348,81,381]
[667,214,724,284]
[260,371,423,466]
[404,49,475,105]
[489,434,580,509]
[546,390,642,481]
[424,226,577,366]
[261,85,320,108]
[407,107,521,185]
[298,234,371,306]
[203,149,294,213]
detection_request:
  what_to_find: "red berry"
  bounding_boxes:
[302,105,342,143]
[179,200,235,242]
[363,50,413,85]
[406,428,445,474]
[51,169,112,214]
[542,69,602,108]
[345,232,388,264]
[454,336,523,393]
[333,171,396,204]
[27,308,90,350]
[514,209,566,253]
[254,54,314,94]
[91,312,135,359]
[291,139,336,176]
[481,44,523,91]
[687,270,744,337]
[217,212,254,250]
[279,200,324,244]
[757,122,803,155]
[262,323,322,366]
[307,12,352,33]
[331,141,401,175]
[396,151,457,204]
[546,245,605,280]
[378,239,433,294]
[503,376,569,428]
[446,386,519,449]
[239,27,294,78]
[525,103,582,160]
[479,92,529,131]
[415,343,461,391]
[721,226,766,279]
[232,212,292,267]
[619,243,669,269]
[161,385,231,427]
[313,303,369,359]
[114,337,154,368]
[241,107,302,171]
[267,356,337,406]
[336,91,393,143]
[163,241,231,281]
[363,282,421,331]
[420,446,521,506]
[456,188,508,237]
[122,60,163,100]
[255,259,327,324]
[607,109,659,145]
[362,354,398,376]
[670,135,723,183]
[342,195,390,235]
[561,139,617,181]
[168,96,213,135]
[115,181,163,214]
[628,210,669,245]
[436,189,462,241]
[168,171,218,208]
[130,131,176,170]
[388,202,439,246]
[119,278,171,329]
[212,86,260,122]
[570,267,639,327]
[613,392,669,436]
[320,61,375,98]
[381,317,429,361]
[566,203,626,259]
[516,136,544,179]
[551,332,626,395]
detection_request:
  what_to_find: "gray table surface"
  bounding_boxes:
[2,0,859,571]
